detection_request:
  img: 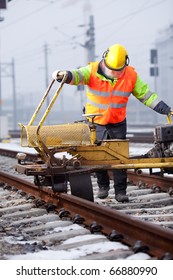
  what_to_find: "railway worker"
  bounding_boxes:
[52,44,172,203]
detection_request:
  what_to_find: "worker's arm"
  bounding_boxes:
[52,64,92,85]
[132,75,171,115]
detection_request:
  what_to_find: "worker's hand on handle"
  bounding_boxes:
[52,70,68,82]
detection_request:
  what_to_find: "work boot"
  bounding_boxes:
[115,193,129,203]
[97,187,109,199]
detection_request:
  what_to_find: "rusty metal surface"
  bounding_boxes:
[127,171,173,192]
[57,193,173,258]
[0,170,173,258]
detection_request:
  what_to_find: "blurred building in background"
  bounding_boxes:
[0,11,173,130]
[156,24,173,108]
[127,23,173,126]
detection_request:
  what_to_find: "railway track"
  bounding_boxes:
[0,147,173,260]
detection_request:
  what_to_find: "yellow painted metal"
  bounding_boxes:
[20,123,91,147]
[76,152,173,168]
[28,79,55,126]
[69,140,129,162]
[167,115,172,124]
[19,78,68,158]
[18,80,173,172]
[167,113,173,124]
[36,76,67,152]
[110,161,173,169]
[90,125,97,144]
[65,139,173,170]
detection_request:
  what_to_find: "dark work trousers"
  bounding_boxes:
[95,119,127,195]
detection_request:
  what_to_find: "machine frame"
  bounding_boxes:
[15,79,173,201]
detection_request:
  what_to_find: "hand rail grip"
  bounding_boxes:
[28,79,55,126]
[36,76,67,151]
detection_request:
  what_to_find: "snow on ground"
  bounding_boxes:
[0,138,160,260]
[8,240,129,260]
[0,138,153,157]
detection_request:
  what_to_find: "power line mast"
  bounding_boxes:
[0,0,14,139]
[0,59,17,129]
[11,58,17,129]
[85,15,95,62]
[76,15,95,112]
[43,42,51,124]
[44,42,49,106]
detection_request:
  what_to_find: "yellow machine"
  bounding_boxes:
[15,79,173,201]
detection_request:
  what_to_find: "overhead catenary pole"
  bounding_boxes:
[150,49,159,125]
[85,15,95,62]
[76,14,95,112]
[44,43,49,105]
[44,42,50,124]
[0,61,1,118]
[0,7,3,138]
[0,60,17,132]
[11,58,17,130]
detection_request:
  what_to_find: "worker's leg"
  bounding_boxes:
[95,124,110,198]
[106,120,129,202]
[96,170,110,198]
[112,169,127,195]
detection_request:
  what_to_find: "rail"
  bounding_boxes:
[0,169,172,259]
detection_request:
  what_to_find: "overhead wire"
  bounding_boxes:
[96,0,167,62]
[1,0,170,67]
[97,0,166,30]
[1,0,57,30]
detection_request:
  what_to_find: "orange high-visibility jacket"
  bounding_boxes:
[85,61,137,125]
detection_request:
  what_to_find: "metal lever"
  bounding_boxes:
[28,79,55,126]
[82,113,103,124]
[36,76,67,150]
[82,113,103,144]
[167,113,173,124]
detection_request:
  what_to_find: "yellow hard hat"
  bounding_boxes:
[103,44,129,70]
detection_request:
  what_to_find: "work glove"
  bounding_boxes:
[52,70,67,82]
[153,101,171,115]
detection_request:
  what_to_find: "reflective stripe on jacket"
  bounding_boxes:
[85,62,137,124]
[69,61,161,125]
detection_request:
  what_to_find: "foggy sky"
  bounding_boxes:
[0,0,172,107]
